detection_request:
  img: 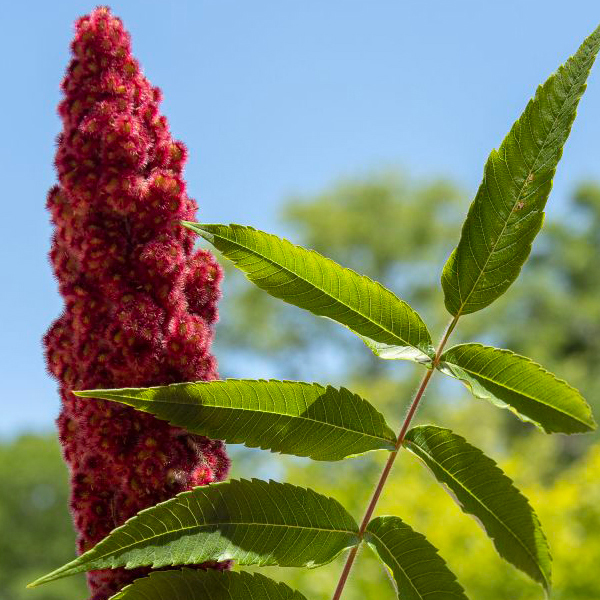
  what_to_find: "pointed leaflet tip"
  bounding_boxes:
[185,223,434,363]
[404,425,552,591]
[72,380,398,461]
[180,220,204,236]
[439,344,596,434]
[28,478,359,586]
[181,221,224,244]
[442,24,600,316]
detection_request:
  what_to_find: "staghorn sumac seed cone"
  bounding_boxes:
[43,7,230,599]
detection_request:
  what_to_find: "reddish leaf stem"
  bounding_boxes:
[331,315,459,600]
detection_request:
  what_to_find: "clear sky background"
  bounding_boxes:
[2,1,600,436]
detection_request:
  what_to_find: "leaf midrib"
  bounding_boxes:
[443,356,588,427]
[204,226,425,354]
[456,54,591,316]
[405,438,547,587]
[98,393,395,446]
[53,519,359,576]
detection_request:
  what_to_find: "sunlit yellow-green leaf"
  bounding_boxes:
[183,222,434,363]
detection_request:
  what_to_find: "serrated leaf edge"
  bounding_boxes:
[442,25,600,316]
[183,222,435,361]
[439,343,596,432]
[28,478,359,587]
[404,426,551,591]
[75,379,398,458]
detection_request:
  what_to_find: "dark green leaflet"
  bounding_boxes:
[75,379,397,461]
[366,516,469,600]
[404,426,551,591]
[108,570,307,600]
[29,479,359,587]
[442,25,600,315]
[439,344,595,433]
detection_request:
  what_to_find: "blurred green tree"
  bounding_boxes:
[0,435,86,600]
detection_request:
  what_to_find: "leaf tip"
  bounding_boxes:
[26,560,82,589]
[26,573,52,588]
[72,389,107,401]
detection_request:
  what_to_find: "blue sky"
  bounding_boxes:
[2,1,600,435]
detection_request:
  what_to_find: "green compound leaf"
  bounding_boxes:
[404,426,551,592]
[442,25,600,316]
[365,516,469,600]
[29,479,359,587]
[439,344,596,434]
[108,569,307,600]
[75,380,397,461]
[183,222,434,363]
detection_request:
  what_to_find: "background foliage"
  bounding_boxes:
[4,173,600,599]
[0,436,86,600]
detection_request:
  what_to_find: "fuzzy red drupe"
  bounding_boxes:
[44,7,230,599]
